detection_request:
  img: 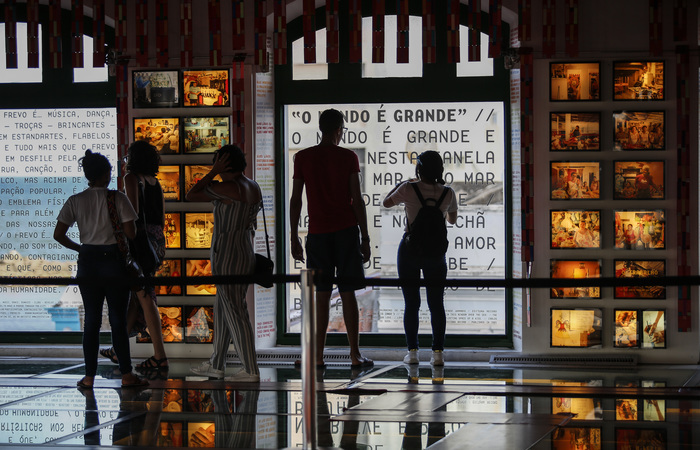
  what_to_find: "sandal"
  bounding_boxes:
[136,356,169,370]
[99,347,119,365]
[121,373,149,388]
[77,377,93,390]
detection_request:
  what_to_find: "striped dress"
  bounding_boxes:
[206,185,261,375]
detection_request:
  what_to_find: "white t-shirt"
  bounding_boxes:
[386,181,458,231]
[56,187,138,245]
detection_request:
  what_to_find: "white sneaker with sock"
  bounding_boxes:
[224,371,260,382]
[430,350,444,366]
[403,349,420,364]
[190,361,224,378]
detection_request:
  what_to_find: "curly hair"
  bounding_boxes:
[79,150,111,184]
[126,140,160,176]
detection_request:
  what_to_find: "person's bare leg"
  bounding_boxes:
[136,290,167,361]
[339,290,368,365]
[315,291,332,365]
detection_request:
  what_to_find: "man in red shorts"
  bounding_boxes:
[290,108,373,369]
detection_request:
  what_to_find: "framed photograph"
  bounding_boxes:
[550,308,602,348]
[613,210,665,250]
[155,421,185,446]
[550,161,600,199]
[642,310,666,349]
[156,165,182,201]
[187,422,215,446]
[164,212,182,249]
[551,210,601,249]
[186,390,214,412]
[614,309,639,348]
[154,258,183,296]
[550,260,601,299]
[552,427,601,449]
[185,259,216,296]
[550,112,601,151]
[613,61,664,100]
[613,161,664,200]
[133,70,180,108]
[182,69,230,107]
[185,306,214,343]
[615,428,666,448]
[614,260,666,299]
[160,306,184,343]
[184,164,221,194]
[550,62,600,101]
[615,399,638,420]
[184,117,231,153]
[613,111,665,150]
[163,391,184,413]
[133,117,180,154]
[184,212,214,249]
[640,386,666,421]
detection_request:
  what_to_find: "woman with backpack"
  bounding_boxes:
[383,151,458,366]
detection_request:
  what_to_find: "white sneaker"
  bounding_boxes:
[403,349,420,364]
[224,371,260,382]
[430,350,444,366]
[431,366,444,385]
[190,361,224,378]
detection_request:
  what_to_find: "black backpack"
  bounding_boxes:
[404,183,449,257]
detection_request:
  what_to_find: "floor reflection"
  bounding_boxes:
[0,359,698,449]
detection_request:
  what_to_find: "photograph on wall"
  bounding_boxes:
[156,165,182,201]
[164,212,182,249]
[615,398,638,420]
[550,62,600,101]
[550,260,601,299]
[642,310,666,349]
[614,309,639,348]
[154,258,183,296]
[552,427,601,450]
[184,164,221,193]
[613,210,665,250]
[613,161,664,200]
[614,260,666,299]
[550,161,600,199]
[185,306,214,343]
[182,69,230,107]
[186,389,214,412]
[184,117,230,153]
[156,421,184,446]
[550,112,601,151]
[133,70,180,108]
[550,308,602,348]
[551,210,601,249]
[613,61,664,100]
[615,428,666,448]
[185,259,216,296]
[613,111,665,150]
[160,306,184,342]
[184,212,214,249]
[133,117,180,154]
[186,422,215,447]
[640,383,666,421]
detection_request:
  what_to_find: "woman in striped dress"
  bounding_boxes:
[186,145,262,382]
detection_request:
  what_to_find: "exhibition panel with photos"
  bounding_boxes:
[535,59,697,362]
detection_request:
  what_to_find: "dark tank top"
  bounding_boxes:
[141,180,164,225]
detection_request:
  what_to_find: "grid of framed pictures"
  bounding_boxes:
[136,305,214,344]
[134,69,231,109]
[548,61,668,350]
[133,116,230,154]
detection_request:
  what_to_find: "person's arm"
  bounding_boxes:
[124,172,140,215]
[349,172,371,263]
[446,210,458,224]
[123,220,136,240]
[289,178,305,262]
[185,152,229,202]
[53,221,80,252]
[382,179,414,208]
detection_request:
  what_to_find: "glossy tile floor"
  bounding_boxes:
[0,357,699,449]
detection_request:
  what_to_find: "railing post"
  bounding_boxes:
[300,269,318,449]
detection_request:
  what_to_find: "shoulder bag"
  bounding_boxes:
[254,200,274,288]
[106,190,145,291]
[127,178,161,276]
